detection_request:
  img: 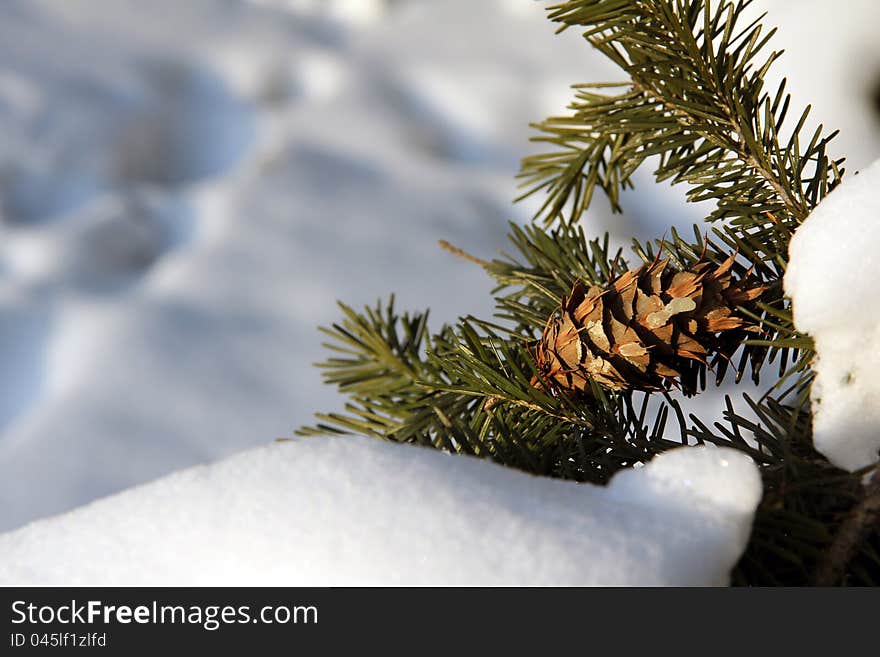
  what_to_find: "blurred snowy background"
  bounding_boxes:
[0,0,878,532]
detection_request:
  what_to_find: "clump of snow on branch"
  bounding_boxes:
[0,437,761,586]
[785,157,880,471]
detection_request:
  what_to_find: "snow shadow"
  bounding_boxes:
[116,60,256,187]
[0,302,51,434]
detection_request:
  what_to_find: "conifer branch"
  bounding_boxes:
[301,0,878,584]
[520,0,843,230]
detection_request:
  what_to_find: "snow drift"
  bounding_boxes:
[0,437,761,586]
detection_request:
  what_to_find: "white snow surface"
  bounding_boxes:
[785,158,880,471]
[0,437,762,586]
[0,0,878,532]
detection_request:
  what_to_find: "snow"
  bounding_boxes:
[0,0,613,531]
[0,0,877,536]
[785,158,880,472]
[0,437,762,586]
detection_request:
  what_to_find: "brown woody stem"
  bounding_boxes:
[438,240,491,268]
[814,465,880,585]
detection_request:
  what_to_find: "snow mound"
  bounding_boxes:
[0,437,761,586]
[785,158,880,471]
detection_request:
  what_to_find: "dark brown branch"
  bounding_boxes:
[814,465,880,586]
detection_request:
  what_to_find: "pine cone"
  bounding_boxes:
[531,253,767,395]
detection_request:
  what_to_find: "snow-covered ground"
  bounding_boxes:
[0,0,878,537]
[0,437,762,586]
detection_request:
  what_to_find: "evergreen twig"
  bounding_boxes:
[301,0,877,585]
